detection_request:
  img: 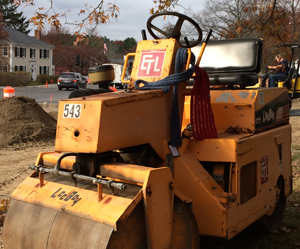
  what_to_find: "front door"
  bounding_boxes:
[30,62,36,81]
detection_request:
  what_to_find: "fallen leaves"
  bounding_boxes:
[293,171,300,178]
[0,196,11,227]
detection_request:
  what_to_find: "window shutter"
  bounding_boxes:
[24,48,26,58]
[15,47,17,57]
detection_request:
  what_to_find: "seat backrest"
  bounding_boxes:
[191,38,263,87]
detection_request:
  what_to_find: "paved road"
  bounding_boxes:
[2,85,300,116]
[0,84,103,105]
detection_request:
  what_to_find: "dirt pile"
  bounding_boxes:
[0,96,57,149]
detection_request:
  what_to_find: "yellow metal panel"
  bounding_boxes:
[11,177,136,230]
[183,88,289,134]
[174,149,226,238]
[86,89,165,105]
[225,125,292,239]
[188,136,237,162]
[100,163,153,184]
[41,152,75,171]
[128,39,181,88]
[55,99,102,153]
[207,89,256,133]
[142,167,174,249]
[55,90,172,160]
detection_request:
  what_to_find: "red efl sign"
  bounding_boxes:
[137,50,166,77]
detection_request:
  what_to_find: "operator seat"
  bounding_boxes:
[282,67,298,89]
[191,38,263,88]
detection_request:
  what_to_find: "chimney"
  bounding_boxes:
[35,30,41,40]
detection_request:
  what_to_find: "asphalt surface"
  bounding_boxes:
[0,84,102,105]
[1,84,300,116]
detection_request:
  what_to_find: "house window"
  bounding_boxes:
[30,48,35,58]
[3,65,8,72]
[21,47,26,58]
[15,47,20,57]
[15,66,26,71]
[3,46,8,57]
[40,66,49,75]
[40,49,49,59]
[45,49,49,59]
[40,49,44,59]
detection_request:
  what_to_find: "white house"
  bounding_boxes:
[0,27,55,81]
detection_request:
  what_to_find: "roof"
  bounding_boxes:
[3,27,54,48]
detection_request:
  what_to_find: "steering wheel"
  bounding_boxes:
[147,12,202,48]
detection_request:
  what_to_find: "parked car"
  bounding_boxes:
[57,72,87,90]
[83,76,91,84]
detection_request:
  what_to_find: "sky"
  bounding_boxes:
[21,0,206,42]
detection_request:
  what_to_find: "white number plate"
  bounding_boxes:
[63,104,82,118]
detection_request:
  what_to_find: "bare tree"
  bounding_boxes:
[191,0,278,39]
[15,0,181,39]
[277,0,300,43]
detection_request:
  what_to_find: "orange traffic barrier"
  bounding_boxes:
[3,86,15,98]
[45,81,48,87]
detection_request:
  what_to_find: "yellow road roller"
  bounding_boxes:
[3,12,292,248]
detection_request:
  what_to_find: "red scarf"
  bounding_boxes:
[191,65,217,140]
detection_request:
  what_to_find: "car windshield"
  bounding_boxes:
[60,73,76,78]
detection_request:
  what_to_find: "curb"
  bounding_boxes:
[0,84,58,89]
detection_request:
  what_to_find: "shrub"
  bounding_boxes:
[0,71,31,87]
[50,75,59,83]
[36,74,52,85]
[36,74,59,84]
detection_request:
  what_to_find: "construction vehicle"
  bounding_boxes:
[3,12,292,248]
[104,63,129,89]
[274,44,300,98]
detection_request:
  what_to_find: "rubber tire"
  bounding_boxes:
[252,177,286,233]
[68,88,113,99]
[58,87,62,90]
